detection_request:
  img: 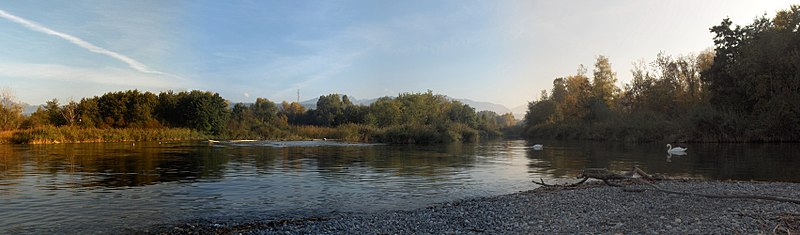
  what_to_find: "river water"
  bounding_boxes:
[1,140,799,233]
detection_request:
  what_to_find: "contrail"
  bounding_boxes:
[0,8,165,75]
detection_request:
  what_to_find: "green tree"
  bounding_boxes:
[524,99,557,131]
[77,97,101,128]
[703,6,800,140]
[497,113,516,128]
[23,107,51,128]
[445,100,477,127]
[95,90,158,128]
[44,99,67,126]
[253,98,278,125]
[156,90,182,127]
[366,97,401,127]
[591,55,618,107]
[314,94,348,126]
[563,73,592,121]
[227,102,258,137]
[176,90,231,135]
[279,101,307,124]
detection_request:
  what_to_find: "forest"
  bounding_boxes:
[524,5,800,142]
[0,89,517,144]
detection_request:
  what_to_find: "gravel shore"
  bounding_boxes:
[156,180,800,234]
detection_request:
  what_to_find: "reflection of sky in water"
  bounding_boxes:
[2,141,800,233]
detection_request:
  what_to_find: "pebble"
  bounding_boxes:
[150,180,800,234]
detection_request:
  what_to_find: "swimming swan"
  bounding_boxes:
[666,144,687,153]
[532,144,543,150]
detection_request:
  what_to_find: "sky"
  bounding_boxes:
[0,1,797,110]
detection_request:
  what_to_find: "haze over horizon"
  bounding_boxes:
[0,1,796,108]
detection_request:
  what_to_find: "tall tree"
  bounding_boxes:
[563,73,592,120]
[176,91,231,135]
[61,99,79,126]
[44,99,67,126]
[279,101,307,124]
[253,98,278,125]
[77,97,101,128]
[591,55,618,107]
[0,87,23,130]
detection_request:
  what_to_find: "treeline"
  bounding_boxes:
[22,90,229,135]
[524,5,800,142]
[0,89,517,144]
[224,92,517,143]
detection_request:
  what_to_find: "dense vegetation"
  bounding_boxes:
[0,89,517,144]
[524,5,800,142]
[219,91,516,143]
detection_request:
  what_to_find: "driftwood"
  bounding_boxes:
[532,167,661,187]
[533,167,800,205]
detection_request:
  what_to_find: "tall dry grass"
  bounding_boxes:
[7,126,207,144]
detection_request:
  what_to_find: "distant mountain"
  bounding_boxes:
[454,98,511,115]
[511,104,528,120]
[23,104,40,115]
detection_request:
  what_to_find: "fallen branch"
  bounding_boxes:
[533,167,800,205]
[533,167,654,188]
[532,177,589,187]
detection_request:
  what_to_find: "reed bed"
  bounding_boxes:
[6,126,207,144]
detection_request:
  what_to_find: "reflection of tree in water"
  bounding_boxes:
[0,144,25,190]
[5,140,800,191]
[1,142,483,190]
[277,143,479,178]
[0,142,232,188]
[524,141,665,178]
[523,141,800,182]
[524,141,637,178]
[688,143,800,182]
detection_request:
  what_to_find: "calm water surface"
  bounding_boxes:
[1,140,799,233]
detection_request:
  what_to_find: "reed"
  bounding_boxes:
[7,126,207,144]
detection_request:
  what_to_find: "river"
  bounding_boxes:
[1,140,799,233]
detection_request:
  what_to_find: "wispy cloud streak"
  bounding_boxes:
[0,8,166,75]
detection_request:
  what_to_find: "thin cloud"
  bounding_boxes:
[0,62,185,88]
[0,8,166,75]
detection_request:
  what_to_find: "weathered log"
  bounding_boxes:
[532,177,589,187]
[533,167,800,205]
[533,167,653,187]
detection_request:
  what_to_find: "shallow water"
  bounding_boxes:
[1,140,798,233]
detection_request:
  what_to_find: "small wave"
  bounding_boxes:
[209,140,381,148]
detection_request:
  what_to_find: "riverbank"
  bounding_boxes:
[150,180,800,234]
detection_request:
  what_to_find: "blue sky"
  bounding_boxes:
[0,1,796,110]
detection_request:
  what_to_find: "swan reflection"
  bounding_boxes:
[666,151,687,162]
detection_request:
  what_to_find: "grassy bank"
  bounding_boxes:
[4,126,208,144]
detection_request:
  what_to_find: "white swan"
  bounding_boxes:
[532,144,543,150]
[666,144,687,153]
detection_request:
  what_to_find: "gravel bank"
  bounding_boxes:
[156,180,800,234]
